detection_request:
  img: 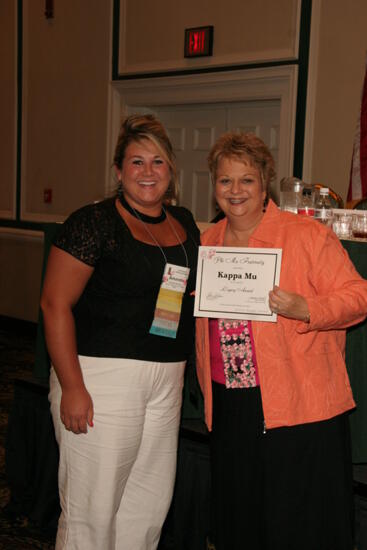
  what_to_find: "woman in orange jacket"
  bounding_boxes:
[196,131,367,550]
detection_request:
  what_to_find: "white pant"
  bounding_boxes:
[49,356,185,550]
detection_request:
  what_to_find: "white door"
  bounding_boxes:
[152,105,227,221]
[227,100,280,168]
[129,100,281,221]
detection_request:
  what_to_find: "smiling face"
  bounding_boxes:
[117,139,171,215]
[214,156,266,225]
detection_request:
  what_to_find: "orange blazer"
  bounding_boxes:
[196,200,367,430]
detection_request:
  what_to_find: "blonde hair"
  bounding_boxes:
[113,114,179,203]
[208,132,276,195]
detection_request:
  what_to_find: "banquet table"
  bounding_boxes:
[342,238,367,463]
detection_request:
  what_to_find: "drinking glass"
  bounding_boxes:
[332,213,352,239]
[352,212,367,239]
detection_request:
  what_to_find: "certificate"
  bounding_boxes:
[194,246,282,322]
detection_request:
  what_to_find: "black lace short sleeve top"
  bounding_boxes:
[53,198,200,362]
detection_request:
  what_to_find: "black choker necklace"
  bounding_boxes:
[119,193,166,224]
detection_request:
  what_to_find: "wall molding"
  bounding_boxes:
[20,2,66,224]
[19,211,66,222]
[1,0,19,221]
[117,0,301,77]
[118,52,299,78]
[0,226,43,243]
[0,208,16,220]
[302,0,320,182]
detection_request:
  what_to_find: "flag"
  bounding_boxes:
[347,57,367,201]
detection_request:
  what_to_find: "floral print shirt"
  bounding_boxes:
[209,318,259,389]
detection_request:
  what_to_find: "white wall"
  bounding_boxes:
[304,0,367,200]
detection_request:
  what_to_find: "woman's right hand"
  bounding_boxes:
[60,385,94,434]
[41,246,95,435]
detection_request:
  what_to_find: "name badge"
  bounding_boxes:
[149,263,190,339]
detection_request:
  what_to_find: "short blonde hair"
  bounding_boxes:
[113,114,179,203]
[208,132,276,195]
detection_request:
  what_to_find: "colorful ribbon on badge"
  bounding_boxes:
[150,263,190,339]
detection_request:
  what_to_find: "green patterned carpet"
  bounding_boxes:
[0,319,55,549]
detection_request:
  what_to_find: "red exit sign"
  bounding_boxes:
[184,26,213,58]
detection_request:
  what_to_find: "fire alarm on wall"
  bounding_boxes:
[184,26,214,58]
[44,188,52,203]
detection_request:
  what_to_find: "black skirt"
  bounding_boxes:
[210,381,353,550]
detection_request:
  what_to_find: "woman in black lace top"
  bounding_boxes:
[41,114,200,550]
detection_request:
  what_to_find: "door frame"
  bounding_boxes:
[106,66,298,198]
